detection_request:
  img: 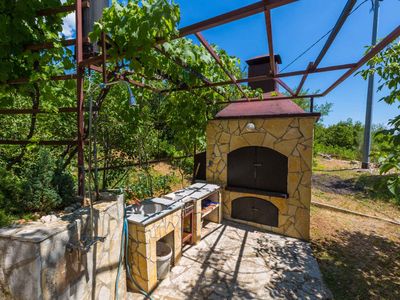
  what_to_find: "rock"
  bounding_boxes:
[64,206,75,213]
[320,153,332,160]
[40,215,59,223]
[72,203,81,210]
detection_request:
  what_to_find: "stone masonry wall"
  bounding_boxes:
[206,117,317,240]
[0,196,126,300]
[128,209,182,293]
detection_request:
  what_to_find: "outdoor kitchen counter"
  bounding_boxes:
[126,197,184,226]
[126,183,222,293]
[164,183,222,244]
[163,182,221,203]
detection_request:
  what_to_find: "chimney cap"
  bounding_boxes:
[246,55,282,65]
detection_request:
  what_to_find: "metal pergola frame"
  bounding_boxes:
[1,0,400,198]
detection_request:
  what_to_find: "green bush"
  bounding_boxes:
[314,143,359,161]
[0,149,76,214]
[0,209,15,227]
[314,119,389,162]
[126,171,175,200]
[315,119,363,153]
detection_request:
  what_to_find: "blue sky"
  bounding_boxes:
[175,0,400,125]
[62,0,400,125]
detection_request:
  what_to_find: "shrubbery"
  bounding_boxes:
[126,171,176,201]
[314,119,388,161]
[0,149,75,217]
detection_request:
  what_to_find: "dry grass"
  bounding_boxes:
[311,157,400,299]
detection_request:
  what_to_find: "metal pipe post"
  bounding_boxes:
[76,0,86,197]
[362,0,380,169]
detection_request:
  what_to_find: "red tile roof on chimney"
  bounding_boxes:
[215,93,320,119]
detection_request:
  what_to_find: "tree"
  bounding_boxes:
[0,0,264,213]
[360,41,400,202]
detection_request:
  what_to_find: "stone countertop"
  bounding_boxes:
[163,183,221,203]
[126,183,221,227]
[126,197,184,226]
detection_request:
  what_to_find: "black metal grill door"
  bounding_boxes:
[231,197,279,227]
[228,146,288,194]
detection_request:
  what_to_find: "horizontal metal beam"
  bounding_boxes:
[6,74,78,85]
[161,63,356,93]
[212,93,323,105]
[0,108,78,115]
[36,1,90,16]
[25,39,77,51]
[278,63,356,77]
[179,0,297,37]
[322,25,400,96]
[0,140,77,146]
[312,0,356,70]
[26,37,90,51]
[88,155,191,172]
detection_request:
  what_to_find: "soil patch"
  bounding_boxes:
[312,173,363,195]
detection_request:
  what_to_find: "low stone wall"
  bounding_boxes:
[0,195,126,300]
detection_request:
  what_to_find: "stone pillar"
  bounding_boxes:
[192,199,203,244]
[127,210,182,293]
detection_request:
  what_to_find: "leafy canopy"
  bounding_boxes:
[0,0,73,84]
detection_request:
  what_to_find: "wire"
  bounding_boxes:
[280,0,370,72]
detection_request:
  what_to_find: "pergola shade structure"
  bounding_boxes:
[1,0,399,197]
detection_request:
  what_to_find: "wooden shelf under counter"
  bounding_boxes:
[201,203,219,219]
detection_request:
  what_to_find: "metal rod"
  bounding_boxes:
[263,8,275,75]
[76,0,85,198]
[101,32,107,84]
[87,155,192,172]
[25,39,76,51]
[362,0,380,169]
[213,93,323,105]
[296,62,313,95]
[179,0,297,37]
[0,108,78,114]
[161,63,356,93]
[274,78,295,96]
[0,140,77,145]
[36,1,90,16]
[6,74,77,85]
[322,25,400,96]
[195,32,248,100]
[280,63,356,77]
[312,0,356,70]
[310,97,314,113]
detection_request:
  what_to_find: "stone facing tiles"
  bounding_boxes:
[127,209,182,293]
[206,117,317,240]
[0,196,126,300]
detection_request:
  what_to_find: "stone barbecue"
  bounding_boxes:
[203,55,320,240]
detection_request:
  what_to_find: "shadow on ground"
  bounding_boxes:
[136,220,331,300]
[312,230,400,300]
